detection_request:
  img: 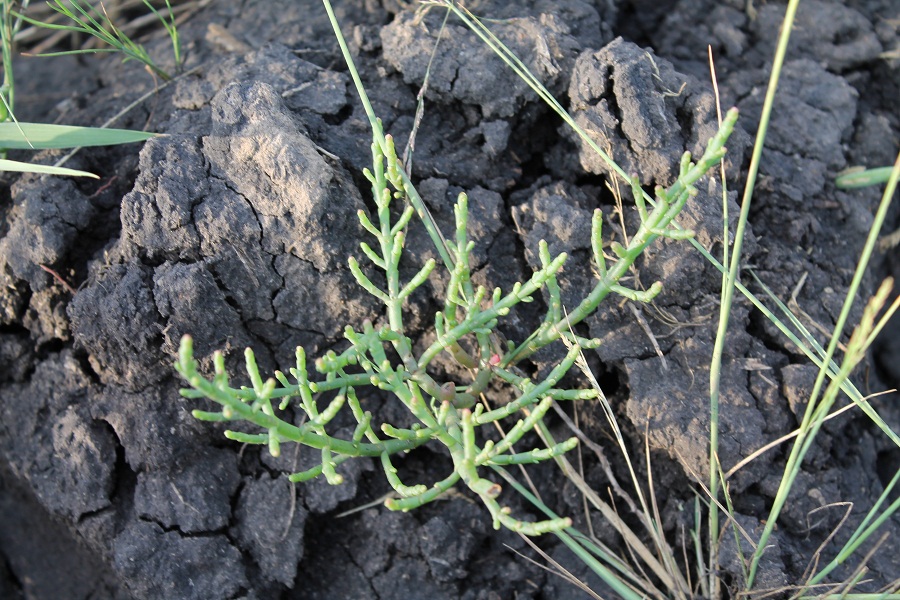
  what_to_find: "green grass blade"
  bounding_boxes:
[142,0,181,67]
[748,145,900,584]
[836,167,894,189]
[748,270,831,358]
[0,157,98,177]
[688,233,900,452]
[15,0,172,80]
[714,0,801,591]
[808,467,900,587]
[0,122,156,149]
[53,0,109,37]
[26,48,120,58]
[10,12,89,32]
[741,269,900,450]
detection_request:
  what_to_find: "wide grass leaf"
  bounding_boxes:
[0,122,156,150]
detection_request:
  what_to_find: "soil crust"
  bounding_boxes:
[1,0,899,598]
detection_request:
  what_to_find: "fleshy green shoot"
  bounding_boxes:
[174,0,740,536]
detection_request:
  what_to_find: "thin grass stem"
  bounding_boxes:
[747,149,900,587]
[715,0,801,592]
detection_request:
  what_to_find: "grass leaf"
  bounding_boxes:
[0,122,157,149]
[0,157,98,178]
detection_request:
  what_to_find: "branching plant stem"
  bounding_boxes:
[176,0,738,535]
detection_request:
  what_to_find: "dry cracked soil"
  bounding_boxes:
[1,0,899,598]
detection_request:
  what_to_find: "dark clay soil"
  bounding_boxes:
[1,0,900,598]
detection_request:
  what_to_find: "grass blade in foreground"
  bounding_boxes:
[0,122,157,149]
[0,157,98,177]
[0,122,157,177]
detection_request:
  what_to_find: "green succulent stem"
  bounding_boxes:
[506,108,738,363]
[176,337,425,459]
[175,0,740,536]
